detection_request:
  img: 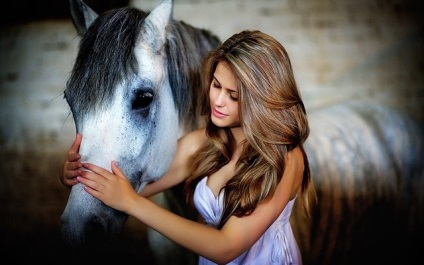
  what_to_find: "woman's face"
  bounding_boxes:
[209,61,240,128]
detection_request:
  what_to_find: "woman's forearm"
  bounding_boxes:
[125,195,236,264]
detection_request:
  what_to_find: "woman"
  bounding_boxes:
[61,30,316,264]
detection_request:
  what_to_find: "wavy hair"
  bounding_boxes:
[185,30,316,229]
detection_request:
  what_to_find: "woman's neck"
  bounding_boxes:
[230,126,245,145]
[229,127,245,162]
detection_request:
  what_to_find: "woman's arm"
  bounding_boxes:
[139,128,208,197]
[78,147,304,264]
[60,128,206,193]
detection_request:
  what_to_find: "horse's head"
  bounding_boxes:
[60,0,220,248]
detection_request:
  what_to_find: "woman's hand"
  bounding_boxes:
[61,133,83,187]
[78,161,137,213]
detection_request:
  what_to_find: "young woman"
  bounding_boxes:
[61,30,316,264]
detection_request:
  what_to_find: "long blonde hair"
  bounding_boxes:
[185,30,315,228]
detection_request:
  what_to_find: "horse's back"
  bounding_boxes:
[295,100,424,265]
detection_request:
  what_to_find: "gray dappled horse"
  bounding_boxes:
[61,0,219,263]
[298,102,424,265]
[60,0,424,264]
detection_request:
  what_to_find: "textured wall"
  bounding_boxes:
[0,0,423,263]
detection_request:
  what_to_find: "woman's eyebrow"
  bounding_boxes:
[213,76,238,93]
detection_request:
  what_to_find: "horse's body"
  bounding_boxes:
[61,0,424,264]
[297,101,424,264]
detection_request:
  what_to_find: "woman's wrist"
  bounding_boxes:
[124,192,145,216]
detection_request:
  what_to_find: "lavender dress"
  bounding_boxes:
[193,177,302,265]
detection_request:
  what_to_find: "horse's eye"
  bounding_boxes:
[132,89,154,110]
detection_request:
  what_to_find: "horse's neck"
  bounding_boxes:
[178,118,206,139]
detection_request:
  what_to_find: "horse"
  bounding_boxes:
[60,0,424,264]
[297,101,424,265]
[60,0,220,263]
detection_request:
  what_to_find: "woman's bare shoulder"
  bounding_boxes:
[177,128,208,154]
[282,147,305,199]
[287,147,304,166]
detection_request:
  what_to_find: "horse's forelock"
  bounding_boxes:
[66,7,220,130]
[165,20,220,131]
[67,7,147,119]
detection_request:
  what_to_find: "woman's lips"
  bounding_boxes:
[212,108,227,118]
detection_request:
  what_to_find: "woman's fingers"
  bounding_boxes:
[111,161,127,179]
[83,163,112,179]
[67,152,81,165]
[61,134,83,187]
[82,184,104,201]
[68,133,82,154]
[79,171,107,192]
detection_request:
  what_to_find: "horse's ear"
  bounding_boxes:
[142,0,174,49]
[69,0,99,36]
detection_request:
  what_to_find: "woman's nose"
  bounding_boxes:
[214,90,226,106]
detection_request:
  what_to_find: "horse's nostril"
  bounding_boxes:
[85,221,107,244]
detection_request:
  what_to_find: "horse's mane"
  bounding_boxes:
[66,7,220,131]
[66,8,143,119]
[166,20,221,131]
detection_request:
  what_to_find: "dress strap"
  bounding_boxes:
[271,219,293,264]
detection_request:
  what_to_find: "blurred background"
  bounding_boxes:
[0,0,423,263]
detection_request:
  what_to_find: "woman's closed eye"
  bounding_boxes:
[212,77,238,101]
[212,81,221,89]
